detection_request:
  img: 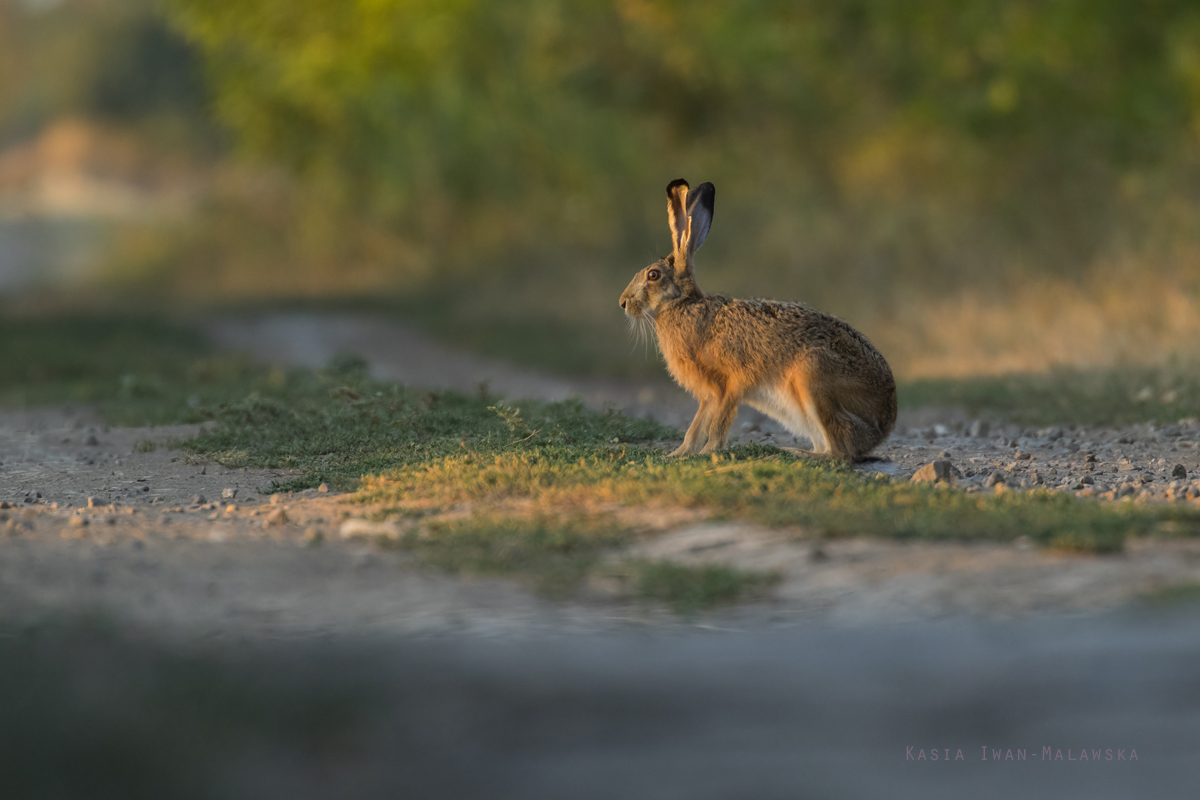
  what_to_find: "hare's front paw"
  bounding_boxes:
[668,443,695,457]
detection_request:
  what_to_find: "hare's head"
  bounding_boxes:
[619,179,714,319]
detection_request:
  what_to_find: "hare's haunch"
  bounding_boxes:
[618,179,897,461]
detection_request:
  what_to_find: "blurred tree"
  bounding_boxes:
[151,1,1200,310]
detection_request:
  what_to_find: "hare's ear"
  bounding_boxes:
[686,182,714,256]
[666,178,691,258]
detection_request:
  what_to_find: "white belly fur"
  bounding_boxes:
[744,384,829,453]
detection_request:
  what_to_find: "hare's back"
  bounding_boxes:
[715,298,883,366]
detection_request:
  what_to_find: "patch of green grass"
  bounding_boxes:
[0,314,322,427]
[899,365,1200,427]
[0,315,213,424]
[626,560,781,615]
[188,381,669,491]
[358,445,1200,554]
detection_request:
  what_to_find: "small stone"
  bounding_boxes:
[68,516,88,527]
[84,435,98,446]
[911,460,954,485]
[1173,464,1188,480]
[222,487,238,499]
[225,504,237,514]
[270,494,284,505]
[339,518,404,539]
[984,471,1006,488]
[192,494,206,505]
[304,527,324,545]
[317,483,330,493]
[968,420,990,439]
[1080,475,1094,485]
[265,508,288,527]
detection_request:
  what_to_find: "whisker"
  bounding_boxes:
[626,314,657,360]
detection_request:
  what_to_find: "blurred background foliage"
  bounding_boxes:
[5,0,1200,379]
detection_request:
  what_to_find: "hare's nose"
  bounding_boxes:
[619,299,627,309]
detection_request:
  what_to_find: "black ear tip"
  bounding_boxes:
[666,178,689,196]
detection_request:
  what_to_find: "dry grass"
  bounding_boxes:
[876,268,1200,380]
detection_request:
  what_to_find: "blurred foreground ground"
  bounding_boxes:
[1,614,1195,800]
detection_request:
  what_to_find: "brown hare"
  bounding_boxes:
[619,179,897,461]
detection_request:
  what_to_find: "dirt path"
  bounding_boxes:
[3,313,1200,641]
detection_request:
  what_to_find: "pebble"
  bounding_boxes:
[1173,464,1189,479]
[911,460,955,485]
[265,508,288,527]
[318,483,330,493]
[222,488,238,499]
[84,435,98,446]
[984,472,1005,488]
[68,517,88,527]
[192,494,206,505]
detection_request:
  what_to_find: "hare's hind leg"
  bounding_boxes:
[807,384,881,462]
[669,397,712,457]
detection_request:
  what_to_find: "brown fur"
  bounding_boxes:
[619,179,897,461]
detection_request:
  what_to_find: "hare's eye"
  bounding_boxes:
[647,269,661,281]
